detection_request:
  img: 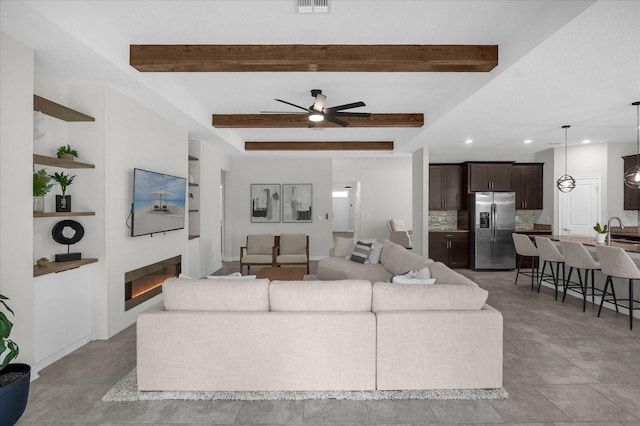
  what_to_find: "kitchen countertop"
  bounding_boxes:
[515,228,552,234]
[544,234,640,254]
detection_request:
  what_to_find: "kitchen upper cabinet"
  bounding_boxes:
[510,163,544,210]
[428,232,469,268]
[429,164,462,210]
[465,162,513,192]
[623,155,640,210]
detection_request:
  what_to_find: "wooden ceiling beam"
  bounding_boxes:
[213,113,423,128]
[245,141,394,151]
[130,44,498,72]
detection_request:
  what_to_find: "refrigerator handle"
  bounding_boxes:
[491,202,497,241]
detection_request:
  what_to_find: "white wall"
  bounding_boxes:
[0,32,35,367]
[333,157,413,243]
[534,148,555,225]
[104,87,188,337]
[227,158,333,259]
[412,149,429,256]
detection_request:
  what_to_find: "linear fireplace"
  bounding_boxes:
[124,255,181,311]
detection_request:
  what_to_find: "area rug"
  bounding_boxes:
[102,369,508,402]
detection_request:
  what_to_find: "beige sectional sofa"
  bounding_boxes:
[317,239,433,282]
[137,268,503,392]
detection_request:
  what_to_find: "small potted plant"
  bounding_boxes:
[0,294,31,425]
[56,144,78,161]
[33,168,53,213]
[593,222,608,244]
[50,171,75,212]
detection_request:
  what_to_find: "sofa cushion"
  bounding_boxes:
[350,240,372,264]
[380,239,433,275]
[270,280,372,312]
[428,262,477,286]
[317,257,392,283]
[333,237,353,258]
[279,233,306,255]
[372,282,488,312]
[163,278,270,311]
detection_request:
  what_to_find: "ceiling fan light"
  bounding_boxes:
[309,112,324,122]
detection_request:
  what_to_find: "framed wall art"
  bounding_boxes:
[282,184,312,223]
[250,184,281,223]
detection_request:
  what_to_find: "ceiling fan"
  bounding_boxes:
[263,89,371,127]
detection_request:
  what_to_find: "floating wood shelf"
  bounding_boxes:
[34,95,95,122]
[188,234,200,240]
[33,258,98,277]
[34,212,95,218]
[188,182,199,187]
[188,155,199,161]
[189,209,199,212]
[33,154,95,169]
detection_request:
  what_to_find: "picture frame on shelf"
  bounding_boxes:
[250,184,280,223]
[282,184,312,223]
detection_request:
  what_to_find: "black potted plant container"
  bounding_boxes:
[0,363,31,426]
[50,171,75,213]
[0,295,30,426]
[56,194,72,212]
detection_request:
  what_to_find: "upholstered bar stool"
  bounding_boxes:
[512,233,539,290]
[560,241,600,312]
[595,245,640,330]
[535,236,566,301]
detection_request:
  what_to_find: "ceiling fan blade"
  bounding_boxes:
[274,99,310,112]
[334,111,371,118]
[312,93,326,112]
[260,110,307,114]
[326,101,366,112]
[325,114,349,127]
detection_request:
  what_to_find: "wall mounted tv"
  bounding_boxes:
[131,168,187,237]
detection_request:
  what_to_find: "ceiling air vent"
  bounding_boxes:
[297,0,329,14]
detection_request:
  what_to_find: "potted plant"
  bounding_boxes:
[594,222,608,244]
[50,171,76,212]
[33,168,53,213]
[0,294,31,425]
[56,144,78,161]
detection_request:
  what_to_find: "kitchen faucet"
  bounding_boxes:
[606,216,625,245]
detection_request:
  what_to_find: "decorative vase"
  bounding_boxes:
[595,233,606,244]
[0,363,31,426]
[56,195,71,212]
[33,196,44,213]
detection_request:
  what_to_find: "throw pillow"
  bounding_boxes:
[178,273,195,279]
[207,274,257,280]
[391,270,436,285]
[350,240,373,264]
[368,241,383,264]
[333,236,354,258]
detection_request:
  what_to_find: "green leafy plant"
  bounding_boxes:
[56,144,78,159]
[593,222,608,234]
[33,168,53,196]
[0,294,19,371]
[50,171,75,197]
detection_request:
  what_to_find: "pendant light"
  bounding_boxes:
[623,101,640,189]
[556,124,576,192]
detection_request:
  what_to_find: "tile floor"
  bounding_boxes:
[16,264,640,425]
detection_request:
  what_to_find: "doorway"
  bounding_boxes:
[558,176,601,236]
[332,182,360,241]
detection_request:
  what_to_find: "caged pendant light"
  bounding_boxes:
[556,124,576,192]
[623,101,640,189]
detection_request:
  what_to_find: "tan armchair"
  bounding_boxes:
[275,233,310,274]
[240,234,276,274]
[387,219,413,249]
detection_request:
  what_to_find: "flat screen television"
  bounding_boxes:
[131,168,187,237]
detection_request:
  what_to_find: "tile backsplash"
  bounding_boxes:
[515,210,535,229]
[428,211,458,229]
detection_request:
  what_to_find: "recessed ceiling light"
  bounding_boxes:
[582,139,591,144]
[465,139,473,144]
[523,139,532,144]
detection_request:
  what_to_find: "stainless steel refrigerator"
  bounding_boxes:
[470,192,516,270]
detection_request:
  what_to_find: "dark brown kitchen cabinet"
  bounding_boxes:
[429,164,462,210]
[623,154,640,210]
[510,163,544,210]
[465,162,513,192]
[428,232,469,268]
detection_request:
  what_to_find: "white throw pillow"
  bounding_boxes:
[391,269,436,285]
[333,236,354,258]
[415,267,431,280]
[178,273,195,279]
[368,242,383,264]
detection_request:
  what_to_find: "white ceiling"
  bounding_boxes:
[1,0,639,158]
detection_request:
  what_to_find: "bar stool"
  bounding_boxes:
[595,245,640,330]
[560,241,600,312]
[535,236,566,300]
[512,233,539,290]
